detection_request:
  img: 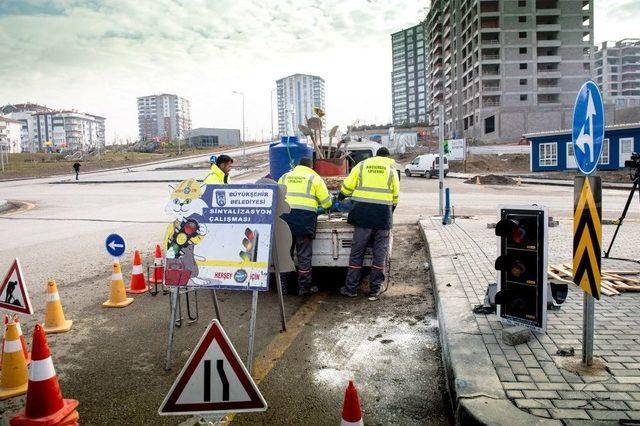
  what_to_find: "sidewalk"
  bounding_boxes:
[422,217,640,424]
[447,172,633,190]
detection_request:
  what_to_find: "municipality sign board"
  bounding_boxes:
[572,81,605,175]
[164,180,276,291]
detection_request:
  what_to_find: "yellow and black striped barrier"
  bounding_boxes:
[573,175,602,300]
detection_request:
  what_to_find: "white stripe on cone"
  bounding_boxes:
[132,265,143,274]
[112,273,123,281]
[341,420,364,426]
[30,357,56,381]
[154,258,162,266]
[15,322,23,335]
[46,292,60,302]
[4,339,22,353]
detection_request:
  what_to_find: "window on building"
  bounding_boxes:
[518,0,526,6]
[520,63,528,70]
[539,142,558,166]
[520,79,527,85]
[484,115,495,134]
[519,47,527,54]
[599,139,610,165]
[518,16,526,23]
[520,94,528,101]
[519,32,527,39]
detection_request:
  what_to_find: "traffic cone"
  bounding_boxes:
[10,324,79,425]
[0,319,28,400]
[475,175,481,185]
[13,316,31,365]
[149,245,164,284]
[43,279,73,334]
[103,261,134,308]
[341,381,364,426]
[127,250,148,294]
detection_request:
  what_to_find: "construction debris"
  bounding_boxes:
[549,264,640,297]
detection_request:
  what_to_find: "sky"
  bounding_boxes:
[0,0,638,143]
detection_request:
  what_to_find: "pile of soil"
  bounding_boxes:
[464,174,517,185]
[449,153,530,173]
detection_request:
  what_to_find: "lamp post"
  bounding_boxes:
[270,88,275,142]
[232,90,246,158]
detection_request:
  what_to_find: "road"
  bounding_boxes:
[0,148,451,425]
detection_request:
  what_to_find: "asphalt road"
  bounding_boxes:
[0,149,451,425]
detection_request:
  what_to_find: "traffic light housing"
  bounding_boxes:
[494,205,548,332]
[239,228,259,262]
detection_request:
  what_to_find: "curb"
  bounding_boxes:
[0,199,10,213]
[447,173,632,191]
[419,220,561,425]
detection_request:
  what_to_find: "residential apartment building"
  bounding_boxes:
[137,94,191,141]
[276,74,325,137]
[391,24,428,126]
[1,103,105,152]
[425,0,593,142]
[0,117,22,154]
[594,39,640,109]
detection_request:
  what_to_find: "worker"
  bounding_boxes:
[72,162,81,180]
[203,154,233,184]
[278,157,333,296]
[337,147,399,300]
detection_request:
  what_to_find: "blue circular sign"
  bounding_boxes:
[105,233,126,257]
[572,81,605,175]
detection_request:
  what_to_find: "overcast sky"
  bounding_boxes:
[0,0,638,143]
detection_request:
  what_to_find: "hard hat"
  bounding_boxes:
[209,155,217,164]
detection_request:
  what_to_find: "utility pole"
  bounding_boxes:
[270,89,275,142]
[232,91,246,160]
[438,105,445,216]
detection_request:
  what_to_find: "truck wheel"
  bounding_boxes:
[404,169,411,177]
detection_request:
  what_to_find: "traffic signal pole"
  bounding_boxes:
[438,105,444,216]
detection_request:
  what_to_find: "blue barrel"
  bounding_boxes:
[269,136,313,181]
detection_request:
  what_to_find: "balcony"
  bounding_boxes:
[482,97,501,107]
[481,38,500,46]
[537,55,561,63]
[481,82,501,93]
[538,94,560,105]
[536,8,560,15]
[481,53,501,63]
[537,24,561,32]
[537,39,561,48]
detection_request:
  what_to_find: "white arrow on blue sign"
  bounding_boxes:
[572,81,605,175]
[105,233,126,258]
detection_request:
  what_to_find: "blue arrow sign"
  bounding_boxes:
[572,81,605,175]
[105,233,126,258]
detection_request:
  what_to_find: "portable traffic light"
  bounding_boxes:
[239,228,259,262]
[494,205,548,332]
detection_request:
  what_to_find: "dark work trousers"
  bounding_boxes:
[345,227,390,294]
[75,171,79,180]
[292,235,313,289]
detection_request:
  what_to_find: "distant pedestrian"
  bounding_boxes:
[72,162,81,180]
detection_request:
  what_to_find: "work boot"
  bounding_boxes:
[298,285,318,296]
[368,289,382,301]
[340,286,357,298]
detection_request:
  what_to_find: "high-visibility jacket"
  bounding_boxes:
[340,156,399,206]
[203,164,228,185]
[278,165,332,212]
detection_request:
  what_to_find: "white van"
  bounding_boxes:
[404,154,449,178]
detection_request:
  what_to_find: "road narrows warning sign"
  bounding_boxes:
[159,319,267,416]
[0,259,33,315]
[573,176,602,299]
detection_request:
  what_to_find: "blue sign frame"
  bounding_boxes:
[572,81,605,175]
[105,233,127,258]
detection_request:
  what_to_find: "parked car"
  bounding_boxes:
[404,154,449,178]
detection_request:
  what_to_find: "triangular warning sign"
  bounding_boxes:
[0,259,33,315]
[159,319,267,416]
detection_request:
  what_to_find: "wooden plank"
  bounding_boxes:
[548,270,574,285]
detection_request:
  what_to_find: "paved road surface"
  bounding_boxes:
[0,152,451,424]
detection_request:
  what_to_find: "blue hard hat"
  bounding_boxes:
[209,155,217,164]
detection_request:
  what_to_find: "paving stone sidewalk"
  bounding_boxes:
[423,217,640,423]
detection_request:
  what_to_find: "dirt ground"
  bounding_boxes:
[449,154,530,173]
[464,174,517,185]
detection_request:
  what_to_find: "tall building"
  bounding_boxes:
[137,94,191,141]
[276,74,325,137]
[391,24,428,126]
[1,103,105,152]
[0,117,23,154]
[425,0,593,142]
[594,39,640,109]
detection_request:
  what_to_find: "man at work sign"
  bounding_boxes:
[164,180,276,291]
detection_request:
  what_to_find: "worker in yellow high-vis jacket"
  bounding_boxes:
[278,157,333,295]
[338,147,399,300]
[204,154,233,184]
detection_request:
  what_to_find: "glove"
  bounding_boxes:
[316,207,326,214]
[330,200,341,212]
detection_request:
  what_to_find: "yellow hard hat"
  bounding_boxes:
[171,178,202,200]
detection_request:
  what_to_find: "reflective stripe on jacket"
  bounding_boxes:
[203,164,227,185]
[340,156,399,206]
[278,165,332,212]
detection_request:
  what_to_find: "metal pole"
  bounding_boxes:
[582,293,594,366]
[165,288,179,370]
[272,245,287,332]
[438,105,445,216]
[270,89,275,142]
[246,290,259,373]
[211,289,222,325]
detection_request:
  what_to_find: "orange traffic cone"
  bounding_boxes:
[127,250,148,294]
[13,316,30,365]
[103,261,134,308]
[43,279,73,334]
[341,381,364,426]
[149,245,164,284]
[0,318,28,400]
[10,324,79,425]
